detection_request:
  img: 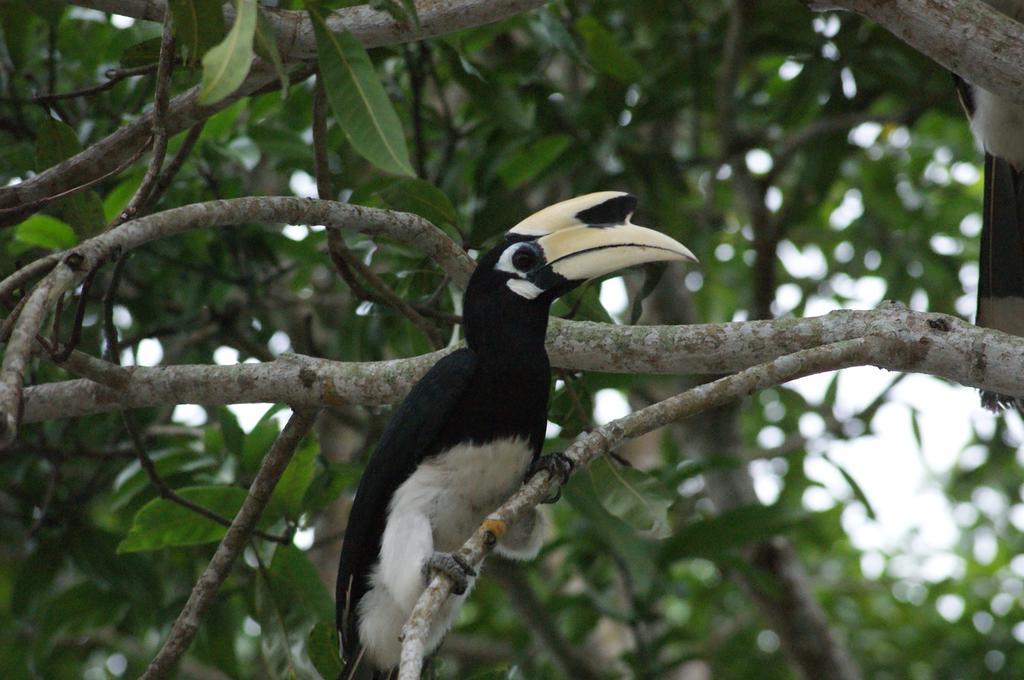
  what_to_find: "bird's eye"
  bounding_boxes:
[511,247,538,271]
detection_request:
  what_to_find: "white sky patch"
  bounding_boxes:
[765,186,783,212]
[929,233,962,256]
[110,13,135,28]
[227,404,279,433]
[68,7,107,22]
[888,127,911,149]
[112,305,132,329]
[951,162,980,185]
[172,404,208,427]
[778,241,828,280]
[750,459,782,504]
[745,149,774,175]
[106,653,128,676]
[293,526,315,550]
[829,188,863,230]
[289,170,318,198]
[685,271,704,292]
[774,283,802,315]
[243,617,261,637]
[850,122,882,149]
[599,276,629,322]
[594,389,630,425]
[840,67,857,99]
[545,420,562,438]
[268,331,291,356]
[960,213,982,238]
[228,137,260,171]
[282,225,309,241]
[779,60,804,81]
[813,15,841,38]
[213,346,240,365]
[136,338,163,367]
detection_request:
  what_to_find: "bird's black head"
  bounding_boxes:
[463,192,697,355]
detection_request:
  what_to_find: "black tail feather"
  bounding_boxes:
[977,153,1024,412]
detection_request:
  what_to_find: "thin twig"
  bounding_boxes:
[146,121,205,209]
[3,64,160,104]
[50,269,97,363]
[114,14,176,227]
[139,408,319,680]
[103,255,128,362]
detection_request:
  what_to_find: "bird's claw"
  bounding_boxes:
[424,552,476,595]
[527,452,575,504]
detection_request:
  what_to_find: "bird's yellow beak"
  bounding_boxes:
[507,192,696,291]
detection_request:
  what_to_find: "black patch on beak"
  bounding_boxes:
[575,194,638,227]
[529,265,569,291]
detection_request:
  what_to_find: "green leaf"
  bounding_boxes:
[377,178,458,227]
[120,37,163,68]
[266,436,318,520]
[563,474,657,594]
[0,1,34,69]
[629,262,668,324]
[26,0,63,26]
[573,16,643,83]
[13,214,77,250]
[216,406,245,458]
[303,461,362,513]
[35,118,105,235]
[588,455,675,539]
[169,0,226,64]
[825,453,878,520]
[111,449,217,510]
[36,118,81,171]
[269,546,334,623]
[308,3,415,177]
[117,485,250,552]
[308,622,343,680]
[662,504,810,559]
[102,175,144,222]
[254,7,289,92]
[497,134,571,189]
[198,0,257,105]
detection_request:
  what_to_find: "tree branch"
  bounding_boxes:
[397,337,883,679]
[17,303,1024,424]
[138,408,319,680]
[70,0,549,63]
[1,197,473,447]
[803,0,1024,104]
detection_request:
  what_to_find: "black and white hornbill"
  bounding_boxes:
[954,0,1024,410]
[335,192,696,677]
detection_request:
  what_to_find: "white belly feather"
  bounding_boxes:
[357,437,535,670]
[971,1,1024,167]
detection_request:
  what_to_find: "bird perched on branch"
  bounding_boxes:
[954,0,1024,411]
[335,192,696,678]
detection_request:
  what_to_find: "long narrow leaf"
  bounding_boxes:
[198,0,256,105]
[308,3,414,177]
[168,0,225,64]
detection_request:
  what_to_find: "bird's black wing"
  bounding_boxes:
[977,153,1024,410]
[335,348,479,665]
